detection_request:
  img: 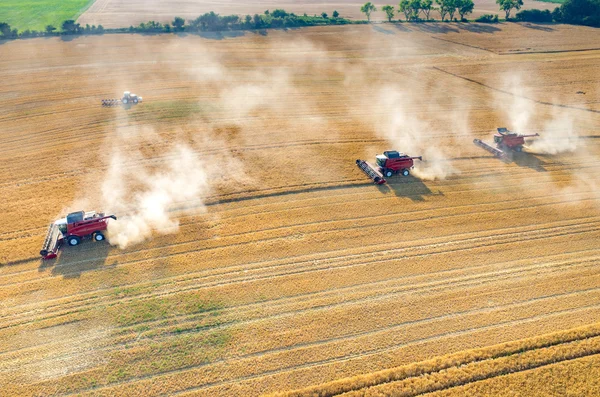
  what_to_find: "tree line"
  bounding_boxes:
[0,9,355,40]
[360,0,599,25]
[1,0,598,41]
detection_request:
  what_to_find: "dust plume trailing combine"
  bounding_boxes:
[103,144,210,249]
[499,76,580,155]
[375,87,458,181]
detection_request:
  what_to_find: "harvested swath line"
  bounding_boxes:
[3,246,598,344]
[4,267,599,371]
[2,216,598,298]
[2,215,596,302]
[3,254,597,356]
[272,323,600,397]
[3,254,596,368]
[5,294,600,392]
[2,249,598,343]
[61,307,600,397]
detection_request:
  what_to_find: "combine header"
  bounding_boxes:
[101,91,143,107]
[356,160,386,185]
[40,211,117,259]
[474,128,539,160]
[357,150,422,184]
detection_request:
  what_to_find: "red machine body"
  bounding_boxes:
[356,150,422,184]
[493,128,539,152]
[40,211,116,259]
[376,151,423,178]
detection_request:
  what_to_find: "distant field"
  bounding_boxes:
[534,0,565,4]
[0,0,95,31]
[78,0,555,28]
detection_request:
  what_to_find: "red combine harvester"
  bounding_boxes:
[474,128,539,160]
[356,151,422,184]
[40,211,117,259]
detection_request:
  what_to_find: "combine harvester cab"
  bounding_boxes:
[101,91,143,107]
[493,127,539,152]
[40,211,117,259]
[356,150,422,184]
[376,151,422,178]
[474,128,539,161]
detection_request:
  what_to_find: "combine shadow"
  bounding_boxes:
[39,242,113,279]
[521,23,555,32]
[457,23,501,33]
[373,25,397,34]
[378,176,439,202]
[510,152,548,172]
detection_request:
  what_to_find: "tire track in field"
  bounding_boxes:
[3,211,599,306]
[3,238,595,346]
[2,209,599,306]
[62,303,600,397]
[5,258,597,374]
[3,173,599,272]
[3,250,597,363]
[2,218,598,335]
[432,66,600,114]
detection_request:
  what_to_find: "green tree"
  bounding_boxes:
[272,9,289,18]
[496,0,524,19]
[45,25,57,34]
[409,0,423,19]
[0,22,10,37]
[421,0,435,19]
[557,0,600,26]
[322,12,328,18]
[62,20,81,34]
[457,0,475,19]
[382,5,396,21]
[445,0,458,20]
[436,0,449,20]
[333,10,340,18]
[173,17,185,31]
[399,0,412,19]
[361,2,377,21]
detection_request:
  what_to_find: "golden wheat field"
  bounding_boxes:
[1,23,600,396]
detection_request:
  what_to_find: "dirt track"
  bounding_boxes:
[1,23,599,396]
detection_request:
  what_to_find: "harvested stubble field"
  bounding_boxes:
[77,0,556,27]
[1,23,600,396]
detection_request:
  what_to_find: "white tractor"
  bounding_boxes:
[101,91,143,107]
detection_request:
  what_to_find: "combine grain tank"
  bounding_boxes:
[356,150,422,184]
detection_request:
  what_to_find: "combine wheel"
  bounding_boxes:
[67,236,81,246]
[122,98,128,104]
[133,98,138,104]
[94,232,105,241]
[401,169,410,176]
[515,146,522,152]
[384,169,393,178]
